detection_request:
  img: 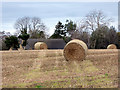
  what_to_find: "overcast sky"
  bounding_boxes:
[2,2,118,35]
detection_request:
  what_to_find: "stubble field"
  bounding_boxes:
[1,49,119,88]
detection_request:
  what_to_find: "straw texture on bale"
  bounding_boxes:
[107,44,117,49]
[34,42,47,50]
[63,39,88,61]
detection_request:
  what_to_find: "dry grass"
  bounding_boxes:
[1,49,119,88]
[87,49,118,55]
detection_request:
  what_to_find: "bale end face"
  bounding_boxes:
[107,44,117,49]
[63,39,88,61]
[34,42,48,50]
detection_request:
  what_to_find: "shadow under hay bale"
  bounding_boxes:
[65,61,82,72]
[107,44,117,49]
[32,56,67,71]
[34,42,47,50]
[63,39,88,61]
[31,50,67,71]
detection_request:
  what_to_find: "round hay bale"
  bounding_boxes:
[34,42,47,50]
[63,39,88,61]
[107,44,117,49]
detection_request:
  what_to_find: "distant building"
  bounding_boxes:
[25,39,66,50]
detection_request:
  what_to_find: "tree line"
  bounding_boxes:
[1,10,120,50]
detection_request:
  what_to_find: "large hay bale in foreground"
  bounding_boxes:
[63,39,88,61]
[34,42,47,50]
[107,44,117,49]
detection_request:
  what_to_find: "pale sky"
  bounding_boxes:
[1,1,119,35]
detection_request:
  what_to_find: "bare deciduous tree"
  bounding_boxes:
[75,10,113,48]
[30,17,46,31]
[29,17,47,39]
[81,10,113,32]
[14,17,47,38]
[14,17,30,34]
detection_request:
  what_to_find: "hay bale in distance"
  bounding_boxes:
[107,44,117,49]
[34,42,47,50]
[63,39,88,61]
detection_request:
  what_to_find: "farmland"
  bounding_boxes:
[1,49,119,88]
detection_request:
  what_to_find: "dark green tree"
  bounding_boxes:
[90,25,118,49]
[50,21,66,39]
[117,32,120,49]
[64,20,77,37]
[4,36,19,50]
[50,20,77,43]
[90,25,109,49]
[107,26,118,44]
[18,28,29,47]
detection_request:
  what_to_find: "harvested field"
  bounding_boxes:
[1,49,119,88]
